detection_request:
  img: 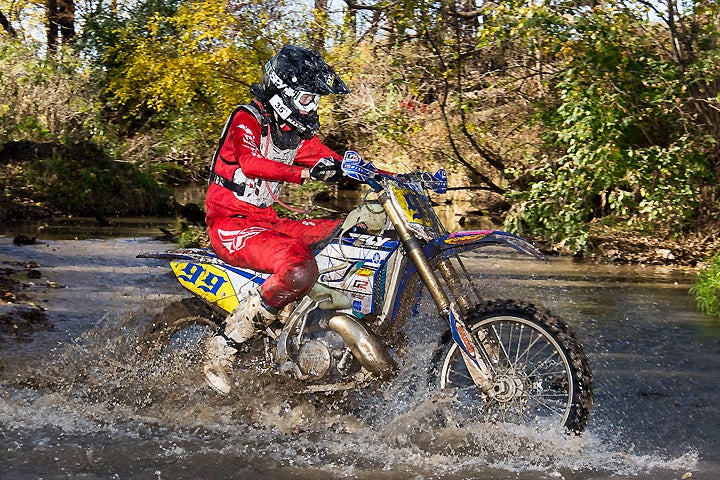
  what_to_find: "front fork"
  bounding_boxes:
[373,185,497,398]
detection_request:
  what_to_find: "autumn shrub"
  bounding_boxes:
[325,43,497,178]
[0,39,172,219]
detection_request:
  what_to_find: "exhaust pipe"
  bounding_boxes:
[327,313,396,378]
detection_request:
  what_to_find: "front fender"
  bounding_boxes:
[425,229,546,262]
[386,230,545,329]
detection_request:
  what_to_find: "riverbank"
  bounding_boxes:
[549,229,720,268]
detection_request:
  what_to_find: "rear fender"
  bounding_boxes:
[138,247,226,265]
[138,248,267,314]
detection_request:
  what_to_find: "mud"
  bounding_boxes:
[0,261,54,346]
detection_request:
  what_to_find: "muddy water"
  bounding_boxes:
[1,236,719,479]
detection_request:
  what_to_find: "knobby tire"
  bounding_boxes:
[137,297,223,356]
[431,299,593,433]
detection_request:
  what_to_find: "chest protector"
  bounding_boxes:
[208,103,299,209]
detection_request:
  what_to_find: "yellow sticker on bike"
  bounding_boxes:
[171,261,240,312]
[390,185,433,227]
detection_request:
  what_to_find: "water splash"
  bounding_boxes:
[0,239,709,478]
[0,310,700,479]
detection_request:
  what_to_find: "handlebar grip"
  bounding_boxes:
[366,177,383,192]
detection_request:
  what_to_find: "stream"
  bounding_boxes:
[1,234,718,479]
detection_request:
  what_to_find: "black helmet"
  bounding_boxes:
[261,45,350,139]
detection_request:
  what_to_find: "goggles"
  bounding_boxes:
[288,89,321,113]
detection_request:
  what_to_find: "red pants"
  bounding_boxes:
[208,216,341,308]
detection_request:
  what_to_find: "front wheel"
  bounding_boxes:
[431,300,593,433]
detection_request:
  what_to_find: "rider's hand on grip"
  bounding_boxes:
[309,157,343,182]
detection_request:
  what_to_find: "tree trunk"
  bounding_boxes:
[46,0,59,55]
[343,5,356,41]
[0,10,16,37]
[58,0,75,45]
[310,0,328,53]
[46,0,75,56]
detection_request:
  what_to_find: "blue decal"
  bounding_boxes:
[199,271,227,295]
[178,263,203,284]
[178,263,228,295]
[373,252,381,264]
[402,192,425,222]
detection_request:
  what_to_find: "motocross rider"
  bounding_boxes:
[203,45,350,395]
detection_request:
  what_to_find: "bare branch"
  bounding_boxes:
[0,10,17,37]
[344,0,387,13]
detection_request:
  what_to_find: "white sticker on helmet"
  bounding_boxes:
[269,94,292,120]
[265,65,287,88]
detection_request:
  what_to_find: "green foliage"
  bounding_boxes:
[1,141,172,219]
[0,40,110,146]
[503,3,716,251]
[690,252,720,318]
[177,224,210,248]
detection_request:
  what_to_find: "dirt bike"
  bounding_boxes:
[138,151,593,433]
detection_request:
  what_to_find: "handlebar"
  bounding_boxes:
[340,151,448,194]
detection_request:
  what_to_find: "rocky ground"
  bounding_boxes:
[574,227,720,267]
[0,260,55,368]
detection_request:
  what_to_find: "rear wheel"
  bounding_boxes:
[138,297,224,356]
[431,300,592,433]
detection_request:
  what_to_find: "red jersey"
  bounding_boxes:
[206,105,341,227]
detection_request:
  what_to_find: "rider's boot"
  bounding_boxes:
[202,288,278,395]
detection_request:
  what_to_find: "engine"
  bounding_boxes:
[292,329,355,379]
[277,308,395,381]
